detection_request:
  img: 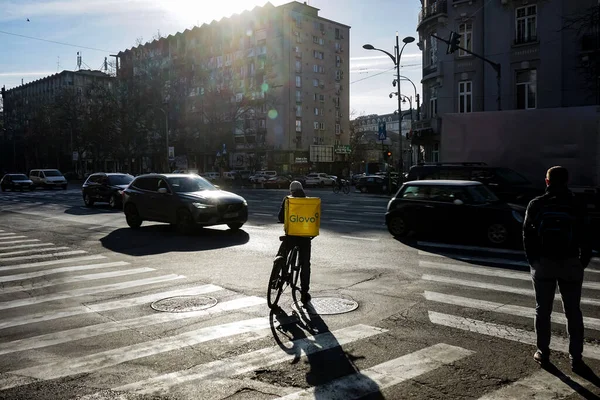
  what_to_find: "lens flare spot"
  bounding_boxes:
[261,83,269,93]
[246,29,253,37]
[268,109,278,119]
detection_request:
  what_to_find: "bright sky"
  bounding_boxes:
[0,0,423,116]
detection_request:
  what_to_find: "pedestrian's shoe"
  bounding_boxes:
[300,291,311,304]
[533,350,549,365]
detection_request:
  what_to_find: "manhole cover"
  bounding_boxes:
[151,295,217,312]
[291,297,359,315]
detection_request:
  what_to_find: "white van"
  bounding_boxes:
[29,169,68,190]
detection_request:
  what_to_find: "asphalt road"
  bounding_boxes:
[0,185,598,399]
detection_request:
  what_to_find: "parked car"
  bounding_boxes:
[290,176,307,187]
[250,170,277,183]
[356,175,398,194]
[202,172,221,181]
[82,173,134,209]
[264,176,291,189]
[0,174,34,191]
[122,173,248,233]
[405,163,543,205]
[351,173,365,185]
[29,169,68,190]
[385,180,525,246]
[305,173,335,187]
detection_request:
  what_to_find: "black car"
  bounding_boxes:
[82,173,134,209]
[406,162,543,204]
[264,176,291,189]
[385,180,525,246]
[122,173,248,233]
[0,174,34,191]
[356,175,398,194]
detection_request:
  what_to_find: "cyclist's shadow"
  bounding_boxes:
[269,305,384,399]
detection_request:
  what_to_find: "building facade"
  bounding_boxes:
[117,1,350,174]
[415,0,599,162]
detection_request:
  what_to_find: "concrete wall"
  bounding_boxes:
[440,106,600,187]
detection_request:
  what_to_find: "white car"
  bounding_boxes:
[29,169,68,190]
[305,173,335,187]
[202,172,220,181]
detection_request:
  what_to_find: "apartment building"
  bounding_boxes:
[117,1,350,174]
[414,0,598,162]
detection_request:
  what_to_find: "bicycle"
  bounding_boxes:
[332,181,350,194]
[267,236,301,309]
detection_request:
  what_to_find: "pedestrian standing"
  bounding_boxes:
[523,166,592,373]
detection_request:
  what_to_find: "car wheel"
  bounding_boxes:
[125,204,143,229]
[388,215,408,237]
[227,222,244,231]
[487,223,508,245]
[0,185,5,192]
[109,194,119,209]
[360,187,368,193]
[176,209,194,235]
[83,194,94,207]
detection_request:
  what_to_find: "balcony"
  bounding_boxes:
[513,35,538,46]
[418,0,447,28]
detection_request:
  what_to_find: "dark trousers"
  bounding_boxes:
[278,236,312,293]
[531,257,584,359]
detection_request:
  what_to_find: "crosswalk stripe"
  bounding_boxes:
[428,311,600,361]
[278,343,474,400]
[115,324,388,395]
[0,261,130,283]
[0,274,185,310]
[0,255,106,273]
[420,261,600,291]
[477,369,589,400]
[0,235,27,241]
[0,232,16,237]
[0,246,70,258]
[422,274,600,307]
[0,296,265,356]
[417,241,525,255]
[0,267,155,294]
[0,250,87,262]
[419,250,529,267]
[0,243,54,252]
[5,317,272,385]
[0,239,39,245]
[0,284,222,330]
[424,291,600,331]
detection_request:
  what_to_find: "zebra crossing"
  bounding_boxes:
[0,229,598,399]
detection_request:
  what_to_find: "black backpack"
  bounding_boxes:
[535,203,577,258]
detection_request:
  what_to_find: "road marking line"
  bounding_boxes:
[341,236,378,242]
[0,246,70,258]
[0,255,106,273]
[422,274,600,307]
[0,296,265,356]
[278,343,474,400]
[0,233,16,237]
[0,284,222,330]
[5,317,272,385]
[252,213,273,216]
[417,241,525,255]
[243,225,265,229]
[0,274,185,310]
[424,291,600,331]
[363,212,383,215]
[331,219,361,224]
[115,324,387,395]
[87,226,108,230]
[428,311,600,361]
[363,205,385,209]
[477,369,589,400]
[0,261,130,283]
[0,235,27,241]
[0,250,87,263]
[419,250,529,267]
[0,239,39,245]
[0,243,54,252]
[0,267,155,293]
[420,261,600,291]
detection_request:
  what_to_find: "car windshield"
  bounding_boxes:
[167,176,216,192]
[495,168,531,185]
[11,174,28,180]
[108,175,134,186]
[466,185,501,203]
[44,170,62,177]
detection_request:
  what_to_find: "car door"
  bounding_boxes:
[84,175,99,199]
[395,184,435,234]
[97,175,113,201]
[152,178,175,222]
[427,185,470,237]
[130,177,160,220]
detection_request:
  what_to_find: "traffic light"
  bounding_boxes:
[446,31,462,54]
[383,151,392,162]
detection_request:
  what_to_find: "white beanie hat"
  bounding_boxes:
[289,180,303,192]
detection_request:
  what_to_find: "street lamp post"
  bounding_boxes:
[363,33,415,176]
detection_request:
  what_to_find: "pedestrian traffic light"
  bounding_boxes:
[446,31,462,54]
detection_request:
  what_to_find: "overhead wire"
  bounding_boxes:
[0,30,116,53]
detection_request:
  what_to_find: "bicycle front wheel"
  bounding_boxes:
[333,185,340,194]
[267,256,286,309]
[342,184,350,194]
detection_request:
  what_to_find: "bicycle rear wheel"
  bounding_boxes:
[267,256,286,309]
[289,247,301,304]
[333,185,340,194]
[342,184,350,194]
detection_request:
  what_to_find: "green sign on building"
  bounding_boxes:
[334,145,351,154]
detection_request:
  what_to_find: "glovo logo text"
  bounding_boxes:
[289,213,319,223]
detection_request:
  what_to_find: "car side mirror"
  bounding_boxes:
[453,199,464,205]
[157,188,168,194]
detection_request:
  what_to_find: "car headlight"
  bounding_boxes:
[192,202,216,209]
[512,210,524,223]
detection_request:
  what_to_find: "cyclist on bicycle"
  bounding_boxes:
[277,180,312,304]
[336,175,344,191]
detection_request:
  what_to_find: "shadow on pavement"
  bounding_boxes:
[542,362,600,398]
[99,225,250,256]
[266,307,384,399]
[64,204,122,216]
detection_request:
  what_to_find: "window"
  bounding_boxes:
[425,33,437,67]
[313,79,320,87]
[516,5,537,44]
[335,28,341,39]
[259,119,266,128]
[516,69,537,109]
[319,122,325,130]
[295,60,302,72]
[296,120,302,132]
[335,70,342,80]
[313,50,324,59]
[295,76,302,87]
[335,55,341,67]
[458,81,472,113]
[314,108,323,115]
[335,124,341,135]
[312,36,324,45]
[432,143,440,162]
[319,94,325,102]
[314,121,320,129]
[296,105,302,117]
[296,90,302,102]
[458,23,472,57]
[430,86,438,117]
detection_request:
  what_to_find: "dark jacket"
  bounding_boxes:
[523,185,592,267]
[278,189,306,223]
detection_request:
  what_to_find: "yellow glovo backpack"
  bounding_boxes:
[284,197,321,237]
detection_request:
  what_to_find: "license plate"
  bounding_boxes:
[224,212,238,218]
